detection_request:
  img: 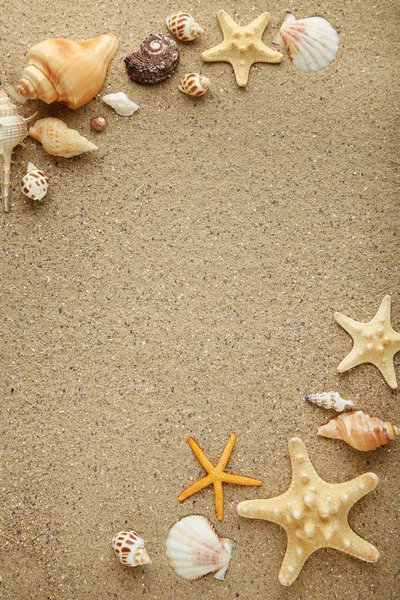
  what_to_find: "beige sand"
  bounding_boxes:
[0,1,399,598]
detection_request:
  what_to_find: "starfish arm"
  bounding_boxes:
[214,479,225,521]
[216,432,237,471]
[278,535,313,587]
[372,357,398,389]
[201,43,232,64]
[178,474,213,501]
[251,43,283,63]
[337,347,365,373]
[237,496,288,525]
[187,437,215,473]
[334,311,362,336]
[216,9,242,36]
[374,295,391,322]
[232,63,252,87]
[288,437,318,482]
[222,472,262,486]
[335,473,379,506]
[330,526,379,563]
[247,12,271,37]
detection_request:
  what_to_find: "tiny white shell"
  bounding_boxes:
[21,161,49,201]
[305,392,355,412]
[273,12,339,72]
[179,73,210,97]
[102,92,139,116]
[166,12,205,42]
[112,530,151,567]
[166,515,234,581]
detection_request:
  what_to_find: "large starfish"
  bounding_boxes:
[201,10,283,87]
[334,295,400,389]
[237,438,379,586]
[178,433,262,521]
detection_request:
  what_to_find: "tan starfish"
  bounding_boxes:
[201,10,283,87]
[334,295,400,389]
[237,438,379,586]
[178,432,262,521]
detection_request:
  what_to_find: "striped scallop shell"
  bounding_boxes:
[112,530,151,567]
[166,515,235,581]
[273,12,339,72]
[166,12,205,42]
[21,162,49,201]
[179,73,210,97]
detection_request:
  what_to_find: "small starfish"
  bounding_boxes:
[334,295,400,389]
[237,438,379,587]
[201,10,283,87]
[178,432,262,521]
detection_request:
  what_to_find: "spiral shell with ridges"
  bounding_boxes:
[124,34,179,84]
[305,392,355,412]
[112,531,151,567]
[317,410,400,451]
[21,161,48,201]
[179,73,210,97]
[29,117,97,158]
[166,12,205,42]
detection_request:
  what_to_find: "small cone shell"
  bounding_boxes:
[17,33,119,109]
[21,162,49,201]
[305,392,355,412]
[317,410,400,451]
[179,73,210,97]
[29,117,97,158]
[166,12,205,42]
[112,531,151,567]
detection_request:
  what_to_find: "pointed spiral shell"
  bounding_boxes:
[166,12,205,42]
[124,34,179,84]
[29,117,98,158]
[179,73,210,97]
[305,392,355,412]
[317,410,400,451]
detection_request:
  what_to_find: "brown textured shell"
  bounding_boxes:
[90,116,107,132]
[124,34,179,84]
[317,410,400,451]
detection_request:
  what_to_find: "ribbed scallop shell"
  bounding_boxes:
[29,118,97,158]
[273,13,339,72]
[21,162,48,201]
[166,12,205,42]
[179,73,210,97]
[112,530,151,567]
[124,34,179,84]
[305,392,355,412]
[317,410,400,451]
[166,515,235,581]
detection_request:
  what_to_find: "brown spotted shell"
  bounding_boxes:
[124,34,179,84]
[21,162,49,201]
[112,530,151,567]
[179,73,210,97]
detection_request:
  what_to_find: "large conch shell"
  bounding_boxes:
[17,33,119,109]
[29,117,97,158]
[317,410,400,451]
[0,90,36,212]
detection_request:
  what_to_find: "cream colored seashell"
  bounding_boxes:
[166,12,205,42]
[21,161,49,201]
[273,12,339,72]
[179,73,210,97]
[166,515,235,581]
[305,392,355,412]
[0,90,36,212]
[112,530,151,567]
[17,33,119,109]
[317,410,400,451]
[29,118,97,158]
[102,92,139,116]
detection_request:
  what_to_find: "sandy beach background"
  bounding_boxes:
[0,0,399,598]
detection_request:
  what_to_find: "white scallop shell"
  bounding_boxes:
[21,161,49,201]
[112,530,151,567]
[166,515,235,581]
[166,12,205,42]
[102,92,139,116]
[179,73,210,97]
[305,392,355,412]
[273,12,339,72]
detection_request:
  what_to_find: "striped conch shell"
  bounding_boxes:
[179,73,210,97]
[29,118,97,158]
[305,392,355,412]
[17,33,119,109]
[112,530,151,567]
[166,12,205,42]
[21,162,49,201]
[0,90,36,212]
[317,410,400,451]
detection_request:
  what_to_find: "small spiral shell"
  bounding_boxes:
[21,162,49,201]
[112,531,151,567]
[166,12,205,42]
[90,116,107,132]
[305,392,354,412]
[179,73,210,97]
[124,34,179,84]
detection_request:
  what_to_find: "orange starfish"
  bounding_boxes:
[178,432,262,521]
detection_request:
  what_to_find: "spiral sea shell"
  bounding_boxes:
[29,118,97,158]
[179,73,210,97]
[112,530,151,567]
[17,33,119,109]
[21,162,49,201]
[305,392,355,412]
[166,12,205,42]
[317,410,400,451]
[90,117,107,132]
[124,34,179,84]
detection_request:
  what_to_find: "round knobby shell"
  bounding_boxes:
[124,34,179,84]
[90,116,107,132]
